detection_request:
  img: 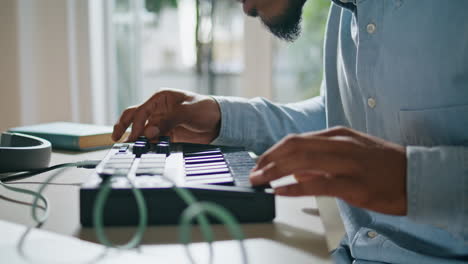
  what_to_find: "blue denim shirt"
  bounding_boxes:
[213,1,468,263]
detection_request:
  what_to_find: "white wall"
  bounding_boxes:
[0,0,21,131]
[20,0,73,125]
[242,17,273,99]
[0,0,97,132]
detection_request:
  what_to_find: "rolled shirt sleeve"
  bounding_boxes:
[211,95,327,154]
[406,146,468,243]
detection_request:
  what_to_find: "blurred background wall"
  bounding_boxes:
[0,0,94,132]
[1,0,21,131]
[0,0,330,132]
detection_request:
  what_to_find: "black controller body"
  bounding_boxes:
[80,139,275,226]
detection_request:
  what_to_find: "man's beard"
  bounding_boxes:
[252,0,306,42]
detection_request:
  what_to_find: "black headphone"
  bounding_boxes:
[0,132,51,173]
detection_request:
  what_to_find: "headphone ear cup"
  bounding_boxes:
[0,132,51,173]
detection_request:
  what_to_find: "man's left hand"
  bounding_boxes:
[250,126,407,215]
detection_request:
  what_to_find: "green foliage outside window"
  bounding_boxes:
[145,0,178,14]
[274,0,331,101]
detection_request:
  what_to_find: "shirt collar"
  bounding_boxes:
[330,0,356,11]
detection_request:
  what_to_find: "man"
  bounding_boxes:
[112,0,468,263]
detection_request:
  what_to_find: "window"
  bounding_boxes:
[140,0,244,97]
[104,0,330,122]
[272,0,330,103]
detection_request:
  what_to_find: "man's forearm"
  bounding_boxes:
[211,95,327,154]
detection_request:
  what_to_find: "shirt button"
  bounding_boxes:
[367,97,377,108]
[367,230,378,239]
[366,23,376,34]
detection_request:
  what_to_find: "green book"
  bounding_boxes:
[9,122,122,151]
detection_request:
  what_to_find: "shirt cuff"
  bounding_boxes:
[210,96,253,147]
[406,146,468,237]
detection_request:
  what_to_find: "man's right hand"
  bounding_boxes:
[112,88,221,144]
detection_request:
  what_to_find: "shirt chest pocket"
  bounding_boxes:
[399,104,468,147]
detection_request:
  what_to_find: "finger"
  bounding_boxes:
[253,134,304,171]
[144,108,186,140]
[143,118,176,140]
[112,107,137,141]
[141,90,192,139]
[274,175,348,197]
[255,135,355,172]
[128,91,183,142]
[170,126,215,144]
[143,126,160,140]
[311,126,357,138]
[250,151,357,186]
[113,90,189,142]
[151,88,191,108]
[309,126,382,147]
[294,170,329,182]
[127,105,153,142]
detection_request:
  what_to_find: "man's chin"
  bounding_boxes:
[258,0,305,42]
[243,1,258,17]
[262,18,302,42]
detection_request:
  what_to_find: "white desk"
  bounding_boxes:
[0,150,344,263]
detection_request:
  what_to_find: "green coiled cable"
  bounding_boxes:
[92,174,246,255]
[92,177,148,249]
[0,180,49,225]
[1,161,247,262]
